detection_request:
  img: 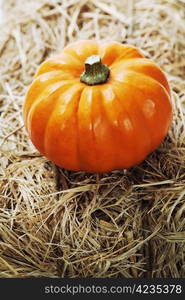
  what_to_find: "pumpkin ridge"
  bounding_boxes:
[100,85,123,170]
[126,85,153,155]
[25,79,78,126]
[99,42,143,66]
[113,72,172,154]
[23,72,74,121]
[113,79,153,154]
[36,53,83,77]
[76,86,106,172]
[112,83,138,165]
[112,68,170,99]
[89,88,99,170]
[91,87,110,171]
[29,81,79,154]
[25,81,67,131]
[35,70,75,82]
[43,84,84,169]
[72,86,86,171]
[128,70,171,104]
[112,58,171,96]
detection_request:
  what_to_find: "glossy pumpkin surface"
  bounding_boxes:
[23,40,172,173]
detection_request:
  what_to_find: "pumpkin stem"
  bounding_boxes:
[80,55,110,85]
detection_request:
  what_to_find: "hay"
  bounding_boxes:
[0,0,185,278]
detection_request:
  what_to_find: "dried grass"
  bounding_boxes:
[0,0,185,278]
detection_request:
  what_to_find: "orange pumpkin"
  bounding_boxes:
[23,40,172,173]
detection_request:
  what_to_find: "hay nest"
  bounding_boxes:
[0,0,185,278]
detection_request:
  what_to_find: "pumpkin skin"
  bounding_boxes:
[23,40,172,173]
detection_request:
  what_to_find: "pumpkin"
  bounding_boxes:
[23,40,172,173]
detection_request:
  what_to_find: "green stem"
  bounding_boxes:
[80,55,110,85]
